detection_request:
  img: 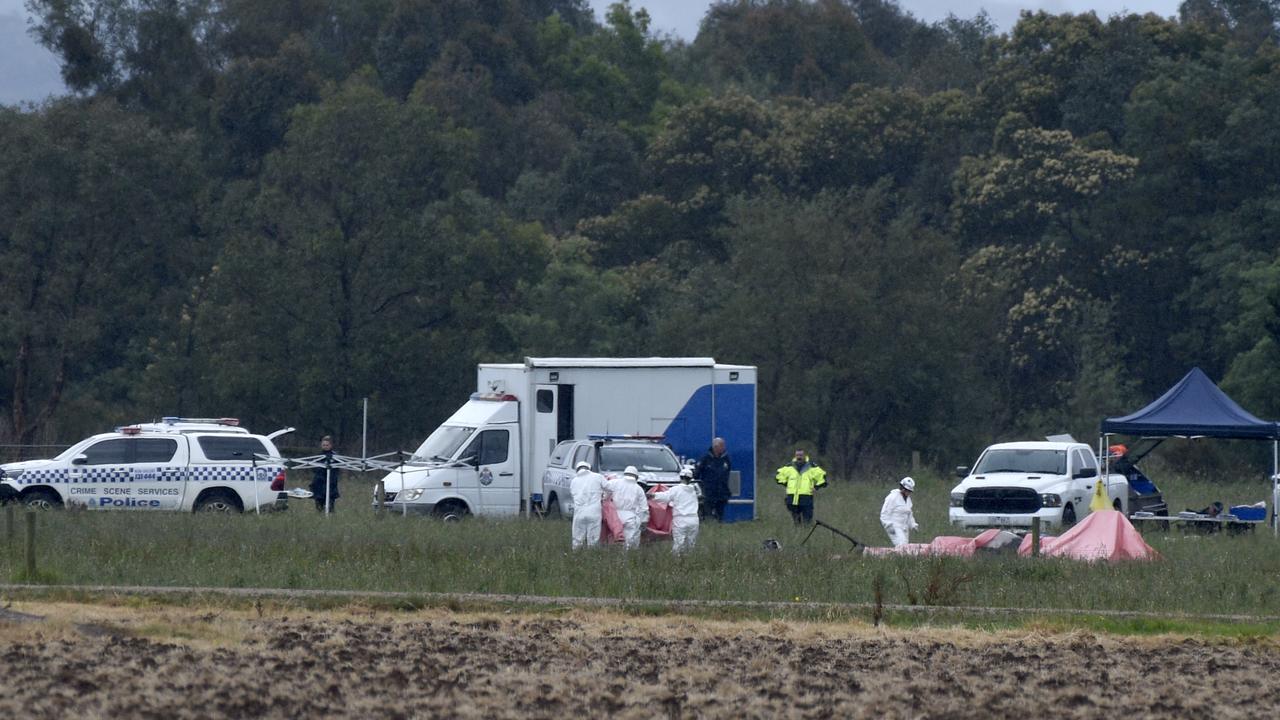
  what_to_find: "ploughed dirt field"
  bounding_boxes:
[1,603,1278,719]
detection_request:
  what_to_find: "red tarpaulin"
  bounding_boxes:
[600,497,673,544]
[1017,510,1161,562]
[863,529,1021,557]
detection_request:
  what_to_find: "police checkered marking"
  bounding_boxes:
[79,467,133,484]
[8,468,68,486]
[187,464,285,483]
[6,464,282,485]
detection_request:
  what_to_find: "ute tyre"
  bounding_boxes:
[194,491,242,514]
[22,489,63,511]
[1061,503,1077,527]
[544,495,562,520]
[434,501,468,523]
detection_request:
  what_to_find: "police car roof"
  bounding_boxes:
[133,424,251,435]
[125,418,251,434]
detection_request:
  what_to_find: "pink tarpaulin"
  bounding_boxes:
[864,529,1019,557]
[600,497,673,544]
[601,499,624,543]
[644,494,673,540]
[1017,510,1161,562]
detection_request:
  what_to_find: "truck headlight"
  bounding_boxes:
[1040,493,1062,508]
[950,492,964,508]
[402,488,424,502]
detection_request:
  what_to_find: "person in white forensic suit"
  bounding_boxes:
[880,476,919,547]
[605,465,649,550]
[570,460,606,550]
[651,467,700,555]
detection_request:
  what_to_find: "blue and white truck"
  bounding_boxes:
[377,357,758,521]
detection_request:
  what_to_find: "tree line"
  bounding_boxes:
[3,0,1280,474]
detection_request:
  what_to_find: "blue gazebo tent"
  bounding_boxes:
[1100,367,1279,533]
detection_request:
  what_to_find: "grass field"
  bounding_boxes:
[1,471,1277,621]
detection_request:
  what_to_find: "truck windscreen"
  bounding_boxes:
[413,426,474,462]
[974,449,1066,475]
[599,447,679,473]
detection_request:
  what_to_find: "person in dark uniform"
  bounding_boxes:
[311,435,341,513]
[695,437,732,522]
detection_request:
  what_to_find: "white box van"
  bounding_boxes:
[377,357,757,521]
[0,417,290,513]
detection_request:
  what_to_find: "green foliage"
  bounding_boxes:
[0,98,201,442]
[7,1,1280,475]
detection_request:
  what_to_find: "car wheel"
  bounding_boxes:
[194,491,242,514]
[544,495,562,520]
[1061,502,1077,527]
[22,489,63,510]
[433,501,469,522]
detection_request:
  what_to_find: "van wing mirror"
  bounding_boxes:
[955,466,969,478]
[1074,467,1097,479]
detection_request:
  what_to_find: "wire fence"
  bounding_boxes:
[0,445,71,464]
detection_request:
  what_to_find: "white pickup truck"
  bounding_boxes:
[949,441,1129,531]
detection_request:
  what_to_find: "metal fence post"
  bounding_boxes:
[5,504,14,551]
[24,510,36,578]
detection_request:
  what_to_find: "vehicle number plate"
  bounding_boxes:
[991,516,1011,525]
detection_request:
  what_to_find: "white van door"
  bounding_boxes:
[463,427,520,516]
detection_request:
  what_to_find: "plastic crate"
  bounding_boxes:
[1228,505,1266,522]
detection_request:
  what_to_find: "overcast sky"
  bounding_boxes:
[592,0,1183,38]
[1,0,1185,105]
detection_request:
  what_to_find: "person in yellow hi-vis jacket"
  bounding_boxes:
[776,449,827,524]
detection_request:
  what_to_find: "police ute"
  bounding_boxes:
[0,417,292,513]
[541,435,700,518]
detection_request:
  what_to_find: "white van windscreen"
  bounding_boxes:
[598,447,679,473]
[413,426,475,462]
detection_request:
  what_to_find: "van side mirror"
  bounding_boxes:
[955,466,969,478]
[1074,467,1097,479]
[72,454,88,465]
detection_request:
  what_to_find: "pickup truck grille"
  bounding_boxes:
[963,487,1041,515]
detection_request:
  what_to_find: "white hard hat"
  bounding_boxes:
[899,477,916,491]
[575,460,591,471]
[623,465,640,479]
[679,466,694,480]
